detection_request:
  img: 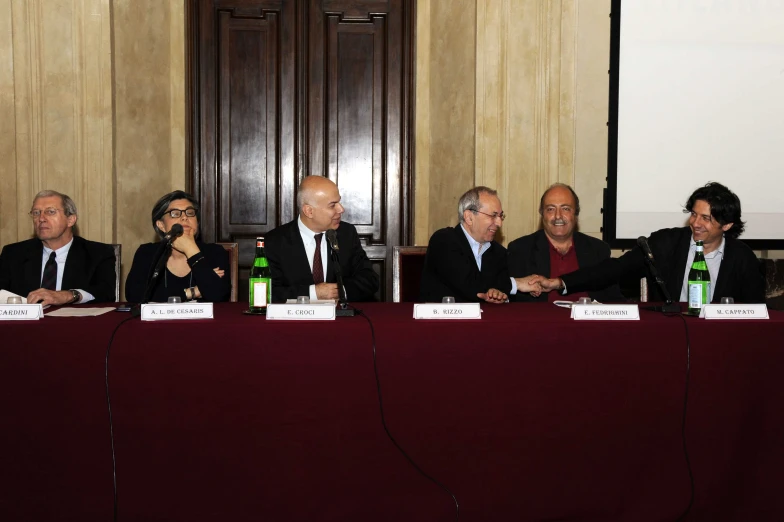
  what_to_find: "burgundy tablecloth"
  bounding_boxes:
[2,303,783,521]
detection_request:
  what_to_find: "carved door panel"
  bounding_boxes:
[189,0,413,301]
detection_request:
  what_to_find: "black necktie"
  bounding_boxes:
[312,233,324,284]
[41,251,58,290]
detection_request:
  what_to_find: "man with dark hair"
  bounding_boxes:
[0,190,117,305]
[419,186,542,303]
[533,182,765,303]
[508,183,625,302]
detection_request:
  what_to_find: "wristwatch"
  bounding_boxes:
[70,289,82,304]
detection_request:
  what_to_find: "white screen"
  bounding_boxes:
[615,0,784,240]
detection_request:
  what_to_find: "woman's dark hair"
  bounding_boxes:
[151,190,201,238]
[684,182,744,239]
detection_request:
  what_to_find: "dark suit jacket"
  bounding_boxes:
[0,236,117,302]
[125,241,231,303]
[507,229,626,302]
[420,225,513,303]
[265,220,379,302]
[561,227,765,304]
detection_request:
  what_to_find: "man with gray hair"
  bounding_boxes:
[420,186,541,303]
[265,175,379,302]
[0,190,117,305]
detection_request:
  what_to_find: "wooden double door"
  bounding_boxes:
[187,0,415,301]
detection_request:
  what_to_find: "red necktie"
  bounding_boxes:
[312,233,324,284]
[41,251,58,290]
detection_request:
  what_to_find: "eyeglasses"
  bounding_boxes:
[165,207,197,218]
[470,208,506,221]
[29,208,65,219]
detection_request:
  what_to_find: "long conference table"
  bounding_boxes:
[2,302,783,521]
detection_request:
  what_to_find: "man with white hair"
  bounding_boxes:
[0,190,117,305]
[420,186,541,303]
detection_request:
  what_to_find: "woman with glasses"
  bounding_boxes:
[125,190,231,303]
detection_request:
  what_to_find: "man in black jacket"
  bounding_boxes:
[534,182,765,303]
[508,183,625,303]
[265,176,379,303]
[0,190,117,305]
[420,186,541,303]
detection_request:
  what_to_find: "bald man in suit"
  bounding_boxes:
[265,176,379,303]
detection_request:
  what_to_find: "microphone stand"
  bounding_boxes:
[641,253,681,314]
[131,242,172,317]
[329,247,356,317]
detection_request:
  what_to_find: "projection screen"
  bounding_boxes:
[605,0,784,249]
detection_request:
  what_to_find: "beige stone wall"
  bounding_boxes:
[0,0,185,298]
[113,0,186,293]
[416,0,610,246]
[1,0,114,244]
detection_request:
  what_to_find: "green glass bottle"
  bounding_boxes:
[248,237,271,314]
[687,240,711,316]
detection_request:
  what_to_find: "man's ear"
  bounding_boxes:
[66,214,77,228]
[302,204,313,219]
[721,222,734,233]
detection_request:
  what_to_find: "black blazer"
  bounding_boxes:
[125,241,231,303]
[0,236,117,302]
[561,227,765,304]
[420,225,513,303]
[507,229,626,302]
[265,220,379,302]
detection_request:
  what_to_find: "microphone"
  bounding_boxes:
[325,229,340,252]
[325,229,355,317]
[637,236,680,313]
[131,225,183,315]
[163,223,184,243]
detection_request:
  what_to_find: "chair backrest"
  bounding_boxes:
[217,242,239,302]
[761,258,784,299]
[392,246,428,302]
[112,244,121,302]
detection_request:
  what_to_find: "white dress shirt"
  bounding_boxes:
[40,238,94,303]
[297,216,329,300]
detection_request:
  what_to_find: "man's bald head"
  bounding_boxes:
[297,175,345,232]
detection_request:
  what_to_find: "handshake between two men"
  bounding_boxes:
[477,275,562,304]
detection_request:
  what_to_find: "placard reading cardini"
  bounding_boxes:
[699,304,769,320]
[267,303,336,320]
[140,303,214,321]
[0,304,44,321]
[413,303,482,320]
[570,304,640,321]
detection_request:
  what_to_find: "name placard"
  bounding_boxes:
[571,304,640,321]
[140,303,214,321]
[266,303,336,320]
[699,304,769,320]
[0,304,44,321]
[413,303,482,320]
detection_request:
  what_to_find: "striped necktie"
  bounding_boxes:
[312,233,324,284]
[41,251,58,290]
